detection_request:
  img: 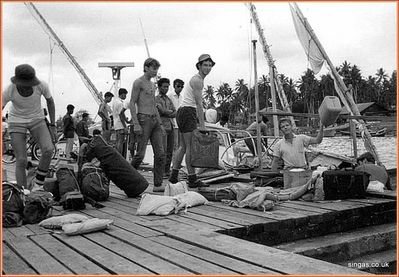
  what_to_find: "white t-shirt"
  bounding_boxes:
[2,82,52,123]
[111,97,129,130]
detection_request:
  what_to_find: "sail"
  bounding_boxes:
[289,2,382,165]
[290,4,324,74]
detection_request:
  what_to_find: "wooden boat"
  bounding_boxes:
[339,127,387,137]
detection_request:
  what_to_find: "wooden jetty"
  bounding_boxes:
[2,161,397,275]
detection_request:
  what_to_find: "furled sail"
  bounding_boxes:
[290,4,324,74]
[289,2,382,165]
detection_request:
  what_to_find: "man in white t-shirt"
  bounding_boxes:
[112,88,130,157]
[167,79,184,151]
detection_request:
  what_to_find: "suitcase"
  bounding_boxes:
[322,169,370,200]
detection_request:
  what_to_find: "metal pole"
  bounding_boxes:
[252,40,262,168]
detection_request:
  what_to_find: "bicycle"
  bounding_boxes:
[2,132,79,164]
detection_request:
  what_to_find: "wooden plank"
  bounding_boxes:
[84,232,193,274]
[78,207,163,237]
[189,205,269,225]
[2,243,37,275]
[152,235,279,274]
[161,214,222,231]
[53,233,153,274]
[104,227,238,274]
[6,225,35,237]
[4,235,73,274]
[30,234,109,274]
[151,224,369,275]
[181,211,244,229]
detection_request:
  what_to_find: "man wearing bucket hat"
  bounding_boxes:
[168,54,215,188]
[2,64,57,191]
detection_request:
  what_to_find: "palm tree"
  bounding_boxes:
[375,68,388,104]
[203,85,216,108]
[297,69,320,126]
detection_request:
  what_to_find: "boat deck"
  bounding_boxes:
[2,162,396,275]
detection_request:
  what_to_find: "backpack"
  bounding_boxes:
[81,163,110,201]
[56,165,85,210]
[56,165,80,198]
[2,182,25,227]
[23,191,54,224]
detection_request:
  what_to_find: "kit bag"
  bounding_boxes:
[23,191,54,224]
[190,130,219,168]
[85,135,149,197]
[322,169,370,200]
[56,165,80,197]
[56,165,85,210]
[81,162,110,201]
[2,182,25,227]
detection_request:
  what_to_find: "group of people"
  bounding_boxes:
[2,55,392,194]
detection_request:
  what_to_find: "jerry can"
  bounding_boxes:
[318,96,342,127]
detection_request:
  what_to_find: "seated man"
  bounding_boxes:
[355,152,391,190]
[245,115,270,156]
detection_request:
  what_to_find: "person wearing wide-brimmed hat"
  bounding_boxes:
[168,54,215,188]
[2,64,57,191]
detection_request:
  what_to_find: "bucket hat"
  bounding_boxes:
[196,54,215,69]
[11,64,41,87]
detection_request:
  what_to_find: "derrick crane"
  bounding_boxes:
[246,2,297,130]
[24,2,103,105]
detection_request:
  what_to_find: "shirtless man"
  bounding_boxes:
[130,58,166,192]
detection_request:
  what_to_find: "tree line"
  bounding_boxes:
[203,61,396,126]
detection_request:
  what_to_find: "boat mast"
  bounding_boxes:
[25,2,103,105]
[139,18,151,58]
[290,2,381,165]
[252,40,263,167]
[246,2,297,134]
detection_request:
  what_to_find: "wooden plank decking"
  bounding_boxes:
[2,162,396,275]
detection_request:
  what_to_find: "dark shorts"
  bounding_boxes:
[176,106,197,133]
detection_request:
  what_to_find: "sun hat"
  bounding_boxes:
[11,64,41,87]
[196,54,216,69]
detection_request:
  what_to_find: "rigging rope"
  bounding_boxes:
[48,38,56,94]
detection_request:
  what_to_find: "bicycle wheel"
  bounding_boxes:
[31,142,57,160]
[2,149,16,164]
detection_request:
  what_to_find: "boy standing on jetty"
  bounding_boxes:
[169,54,215,188]
[129,58,166,192]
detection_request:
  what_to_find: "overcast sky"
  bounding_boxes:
[2,1,397,119]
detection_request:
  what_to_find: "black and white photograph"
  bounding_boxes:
[2,1,397,275]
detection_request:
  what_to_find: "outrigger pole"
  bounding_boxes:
[289,2,381,165]
[24,2,103,105]
[246,2,297,134]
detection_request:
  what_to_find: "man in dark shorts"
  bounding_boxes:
[97,91,113,143]
[169,54,215,188]
[63,104,75,160]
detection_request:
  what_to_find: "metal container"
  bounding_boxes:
[283,169,312,189]
[318,96,342,127]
